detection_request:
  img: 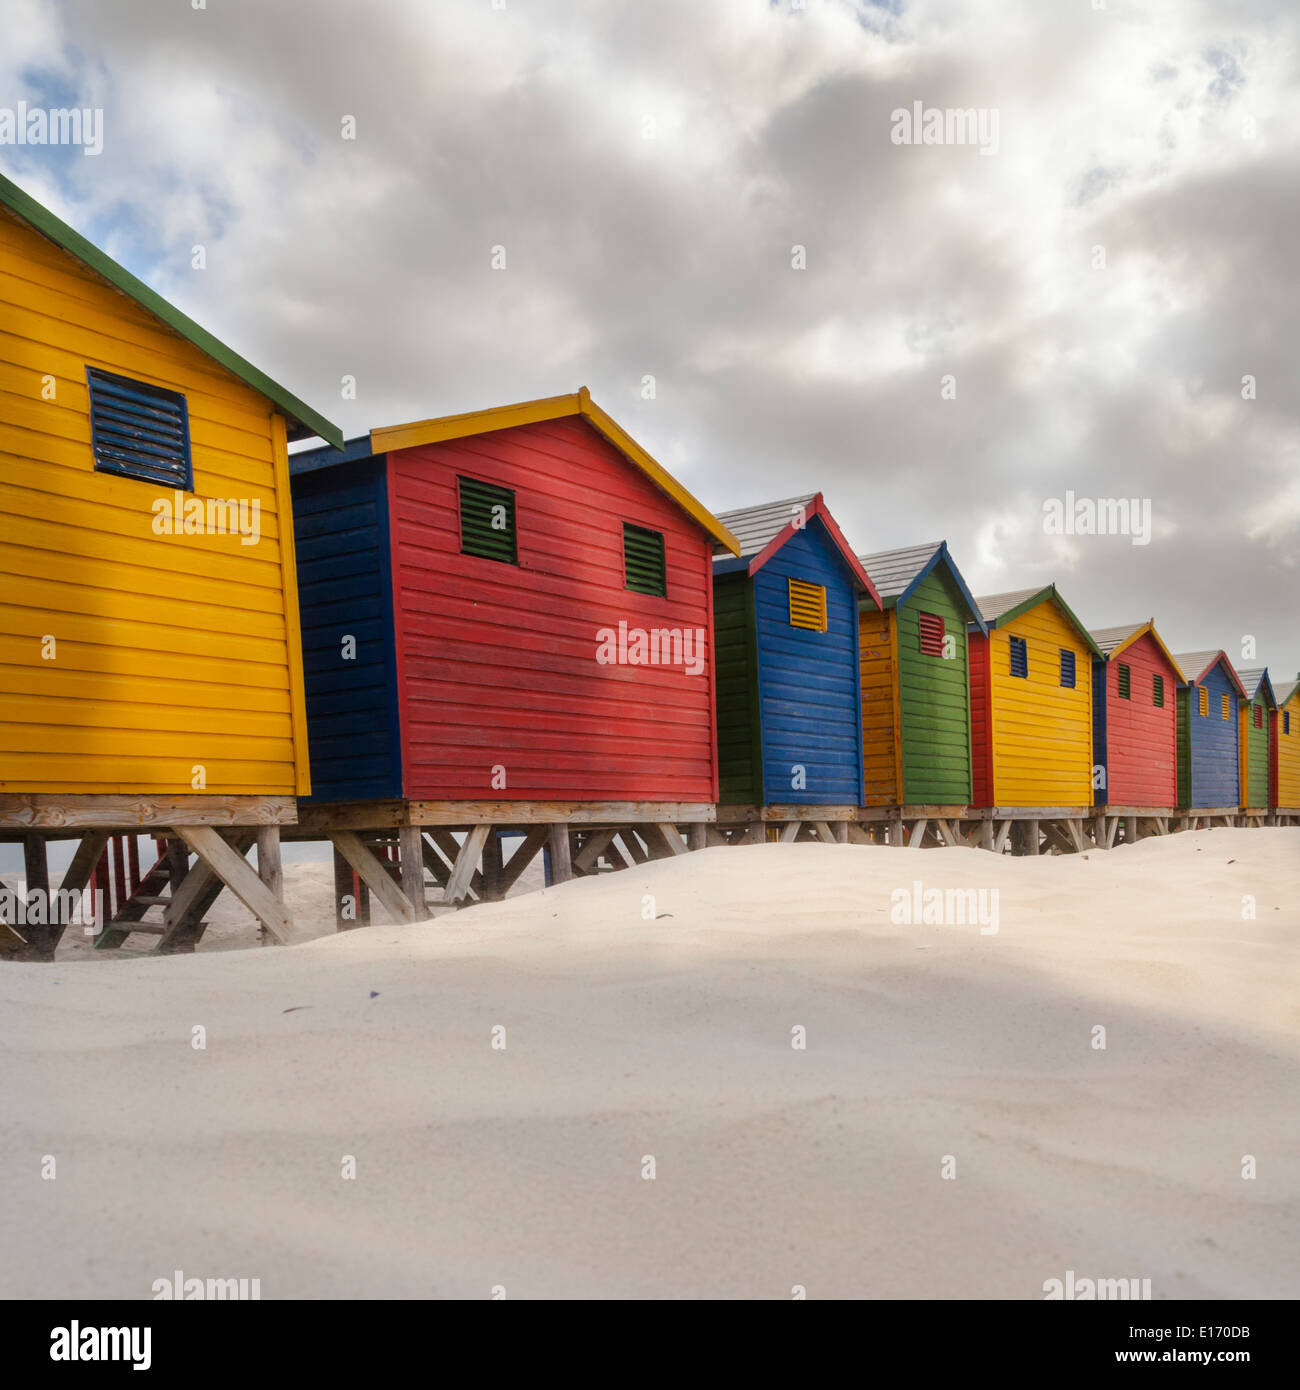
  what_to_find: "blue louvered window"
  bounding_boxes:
[1060,649,1076,688]
[1009,634,1028,679]
[1285,711,1291,736]
[86,367,193,490]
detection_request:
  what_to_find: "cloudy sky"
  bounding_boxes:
[3,0,1297,675]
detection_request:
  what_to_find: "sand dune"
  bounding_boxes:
[2,828,1297,1299]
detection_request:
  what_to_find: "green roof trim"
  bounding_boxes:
[987,584,1104,661]
[0,170,343,449]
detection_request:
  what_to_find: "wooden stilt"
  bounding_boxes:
[398,824,429,917]
[332,846,354,931]
[547,823,573,884]
[255,826,284,942]
[688,822,708,851]
[52,829,111,949]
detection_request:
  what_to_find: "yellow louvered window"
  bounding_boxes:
[1198,686,1209,717]
[1221,693,1230,720]
[788,578,827,632]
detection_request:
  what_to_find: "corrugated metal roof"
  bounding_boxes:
[972,587,1047,623]
[1088,621,1147,656]
[713,495,817,560]
[1235,666,1275,700]
[1172,650,1224,683]
[856,542,943,600]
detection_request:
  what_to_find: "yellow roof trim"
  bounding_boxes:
[369,387,740,555]
[1109,620,1186,682]
[370,392,580,455]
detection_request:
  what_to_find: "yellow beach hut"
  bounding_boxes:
[967,585,1101,810]
[0,171,341,957]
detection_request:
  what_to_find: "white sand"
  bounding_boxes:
[2,828,1298,1300]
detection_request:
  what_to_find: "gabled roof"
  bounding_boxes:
[714,495,816,558]
[1087,619,1185,680]
[857,540,986,634]
[713,494,880,606]
[367,388,740,555]
[1172,650,1249,698]
[0,170,342,448]
[1234,666,1278,707]
[1277,677,1300,708]
[973,584,1103,659]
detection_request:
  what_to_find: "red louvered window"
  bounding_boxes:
[918,611,945,656]
[1254,704,1263,728]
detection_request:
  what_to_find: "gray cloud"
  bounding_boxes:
[2,0,1295,670]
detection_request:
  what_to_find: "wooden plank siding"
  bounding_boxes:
[291,458,403,801]
[0,204,310,796]
[713,572,761,804]
[859,605,899,805]
[388,416,718,801]
[1240,694,1272,809]
[1092,632,1178,806]
[1277,687,1300,807]
[896,566,973,804]
[751,520,864,806]
[968,627,994,807]
[975,599,1093,807]
[1179,664,1240,808]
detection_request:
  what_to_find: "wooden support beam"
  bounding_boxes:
[153,831,253,953]
[994,821,1012,854]
[547,823,573,883]
[0,793,298,831]
[619,829,650,863]
[653,822,690,855]
[176,826,299,944]
[426,828,481,897]
[934,819,959,847]
[1066,819,1086,853]
[1040,822,1075,855]
[48,829,111,950]
[398,824,429,917]
[688,822,708,851]
[979,819,995,852]
[907,819,928,848]
[477,828,505,902]
[497,828,549,895]
[444,824,491,905]
[844,823,872,845]
[420,834,452,887]
[328,830,420,925]
[705,826,729,848]
[779,821,801,844]
[811,821,837,844]
[574,828,617,875]
[332,847,354,931]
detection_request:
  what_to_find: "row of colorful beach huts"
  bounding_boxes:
[1,172,1296,950]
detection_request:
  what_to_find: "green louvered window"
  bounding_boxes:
[1152,673,1164,707]
[623,522,667,596]
[1117,663,1131,699]
[458,476,517,564]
